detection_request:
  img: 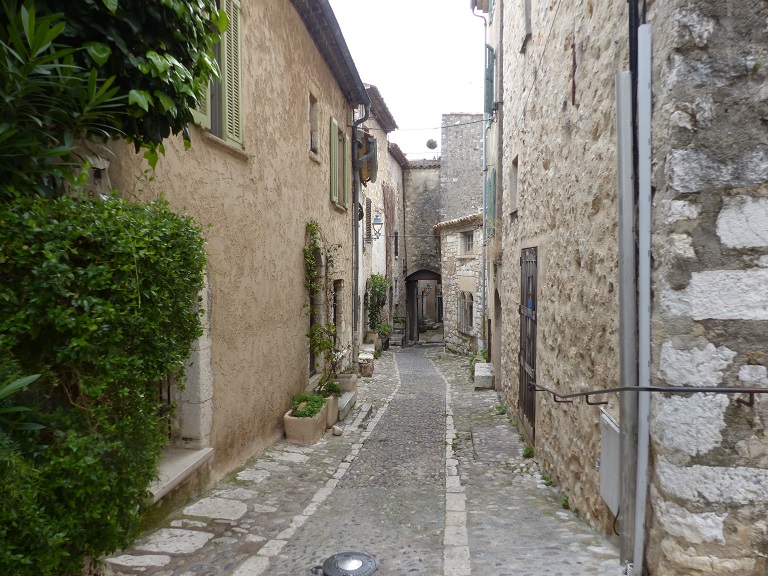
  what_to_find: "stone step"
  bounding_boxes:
[338,390,357,421]
[474,362,495,390]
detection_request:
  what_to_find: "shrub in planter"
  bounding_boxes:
[0,195,206,574]
[285,393,327,445]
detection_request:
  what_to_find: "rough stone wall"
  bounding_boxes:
[498,0,627,536]
[404,162,441,277]
[440,114,484,222]
[108,0,355,480]
[439,222,484,355]
[646,1,768,574]
[385,152,407,322]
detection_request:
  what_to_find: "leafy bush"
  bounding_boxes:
[378,323,392,338]
[366,273,391,331]
[291,393,326,418]
[0,194,207,574]
[32,0,226,152]
[0,0,124,199]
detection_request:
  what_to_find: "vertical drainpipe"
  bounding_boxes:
[352,104,370,361]
[616,70,637,569]
[472,2,488,351]
[633,23,653,576]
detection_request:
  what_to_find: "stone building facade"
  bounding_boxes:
[108,0,368,500]
[439,114,484,222]
[645,1,768,574]
[357,85,406,334]
[435,214,484,355]
[482,0,768,573]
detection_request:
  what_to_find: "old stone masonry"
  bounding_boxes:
[106,347,621,576]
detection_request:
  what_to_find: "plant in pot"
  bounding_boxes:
[284,392,327,445]
[378,322,392,351]
[308,321,347,426]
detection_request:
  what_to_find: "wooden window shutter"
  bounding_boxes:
[329,117,339,203]
[223,0,242,146]
[191,84,211,129]
[365,197,372,239]
[484,45,495,115]
[343,133,351,208]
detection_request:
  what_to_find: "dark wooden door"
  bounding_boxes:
[518,247,537,441]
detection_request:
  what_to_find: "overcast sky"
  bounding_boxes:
[327,0,486,158]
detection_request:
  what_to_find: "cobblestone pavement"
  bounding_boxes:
[106,346,622,576]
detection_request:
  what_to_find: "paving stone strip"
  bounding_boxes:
[105,347,622,576]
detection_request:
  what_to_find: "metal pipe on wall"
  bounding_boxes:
[633,23,653,575]
[472,3,488,352]
[615,70,638,569]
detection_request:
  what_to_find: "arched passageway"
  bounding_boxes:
[405,269,442,342]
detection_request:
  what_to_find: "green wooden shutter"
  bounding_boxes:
[191,84,211,129]
[343,133,351,208]
[223,0,242,146]
[486,168,496,237]
[329,117,339,203]
[484,45,495,115]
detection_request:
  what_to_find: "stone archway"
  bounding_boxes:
[405,269,441,342]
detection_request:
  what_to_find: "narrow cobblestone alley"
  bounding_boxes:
[106,347,621,576]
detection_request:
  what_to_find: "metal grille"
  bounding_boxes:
[518,247,537,441]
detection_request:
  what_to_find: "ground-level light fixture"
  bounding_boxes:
[321,551,377,576]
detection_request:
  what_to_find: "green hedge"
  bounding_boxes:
[0,195,207,575]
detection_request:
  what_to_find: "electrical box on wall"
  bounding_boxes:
[599,409,620,516]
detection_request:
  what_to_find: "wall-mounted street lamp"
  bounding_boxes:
[372,213,383,239]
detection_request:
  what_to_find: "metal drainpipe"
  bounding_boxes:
[352,104,370,361]
[633,23,653,576]
[472,3,488,351]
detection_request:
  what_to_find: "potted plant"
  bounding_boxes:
[378,323,392,351]
[317,380,342,428]
[284,392,327,445]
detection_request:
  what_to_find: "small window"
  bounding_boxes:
[394,231,399,257]
[521,0,532,53]
[461,231,475,255]
[458,291,474,334]
[509,155,519,216]
[309,94,318,154]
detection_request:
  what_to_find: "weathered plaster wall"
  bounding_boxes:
[360,114,392,330]
[108,0,355,481]
[404,163,441,277]
[499,0,627,536]
[646,1,768,573]
[440,114,484,222]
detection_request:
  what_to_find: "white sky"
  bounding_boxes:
[328,0,485,158]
